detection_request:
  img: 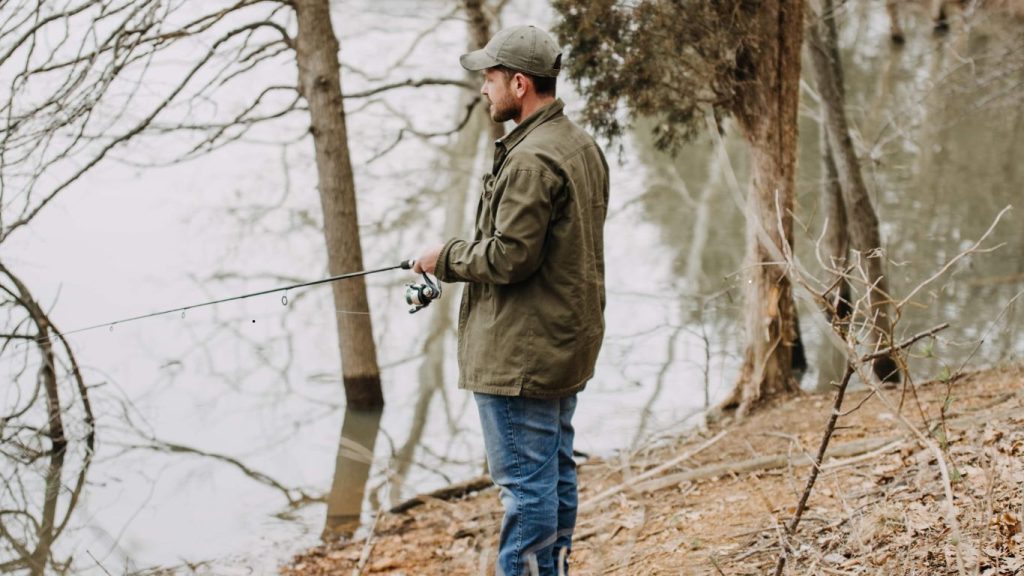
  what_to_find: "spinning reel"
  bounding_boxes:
[401,260,442,314]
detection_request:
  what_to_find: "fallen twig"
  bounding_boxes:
[390,474,494,514]
[629,436,895,495]
[579,430,728,513]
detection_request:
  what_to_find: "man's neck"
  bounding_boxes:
[514,95,556,125]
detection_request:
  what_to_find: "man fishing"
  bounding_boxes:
[413,24,609,576]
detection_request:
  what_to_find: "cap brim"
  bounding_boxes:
[460,49,500,71]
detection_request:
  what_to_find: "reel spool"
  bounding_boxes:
[405,273,442,314]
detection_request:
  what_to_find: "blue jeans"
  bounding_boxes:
[474,392,578,576]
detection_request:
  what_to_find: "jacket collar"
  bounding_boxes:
[492,98,564,173]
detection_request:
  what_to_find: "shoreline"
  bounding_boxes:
[283,362,1024,575]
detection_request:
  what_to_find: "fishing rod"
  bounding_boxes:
[20,259,442,348]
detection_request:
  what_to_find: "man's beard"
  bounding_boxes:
[489,92,521,123]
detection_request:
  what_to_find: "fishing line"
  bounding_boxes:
[7,258,441,353]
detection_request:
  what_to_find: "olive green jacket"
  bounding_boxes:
[436,99,609,398]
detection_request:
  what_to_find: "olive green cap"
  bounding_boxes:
[460,25,562,78]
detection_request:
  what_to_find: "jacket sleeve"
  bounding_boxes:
[436,167,559,285]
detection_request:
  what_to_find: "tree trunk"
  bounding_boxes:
[808,0,900,383]
[815,123,851,392]
[885,1,906,44]
[723,0,805,416]
[465,0,506,144]
[294,0,383,409]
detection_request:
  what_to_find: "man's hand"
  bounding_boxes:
[413,244,444,275]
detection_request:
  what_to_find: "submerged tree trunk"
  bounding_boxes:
[294,0,383,409]
[323,406,382,539]
[722,0,805,416]
[808,0,901,383]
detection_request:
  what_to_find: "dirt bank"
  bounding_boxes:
[283,364,1024,575]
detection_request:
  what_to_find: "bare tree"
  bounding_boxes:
[771,203,1012,575]
[293,0,382,408]
[1,3,487,566]
[0,1,478,410]
[807,0,901,384]
[554,0,806,415]
[814,123,852,392]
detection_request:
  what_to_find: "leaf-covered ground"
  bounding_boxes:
[282,364,1024,575]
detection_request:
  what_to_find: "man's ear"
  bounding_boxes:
[513,72,529,97]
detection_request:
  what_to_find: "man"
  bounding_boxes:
[414,25,608,576]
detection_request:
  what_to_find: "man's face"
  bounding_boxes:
[481,68,521,123]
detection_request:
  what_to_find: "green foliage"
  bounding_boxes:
[932,425,948,449]
[553,0,758,152]
[921,340,934,358]
[949,465,962,485]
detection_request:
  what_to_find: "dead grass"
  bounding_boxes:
[282,363,1024,575]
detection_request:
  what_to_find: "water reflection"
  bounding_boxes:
[848,13,1024,371]
[0,446,92,575]
[1,262,95,574]
[387,103,488,507]
[387,0,505,508]
[323,407,382,540]
[626,6,1023,407]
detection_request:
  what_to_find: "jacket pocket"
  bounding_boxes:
[476,174,496,237]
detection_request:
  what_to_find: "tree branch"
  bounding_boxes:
[344,77,474,99]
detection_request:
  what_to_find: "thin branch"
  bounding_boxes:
[344,77,474,99]
[896,205,1012,311]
